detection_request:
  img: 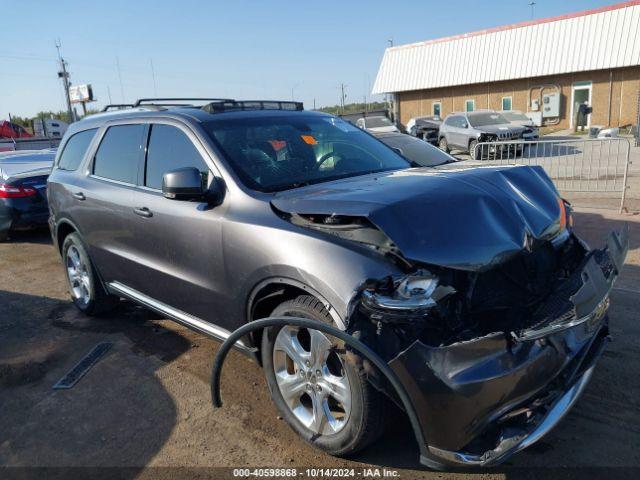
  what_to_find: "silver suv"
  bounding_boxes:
[438,110,526,159]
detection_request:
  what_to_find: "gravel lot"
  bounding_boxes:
[1,207,639,479]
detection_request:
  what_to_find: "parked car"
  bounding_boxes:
[373,131,456,167]
[47,98,627,469]
[502,110,540,140]
[438,110,526,159]
[405,115,442,144]
[355,115,399,133]
[0,149,55,241]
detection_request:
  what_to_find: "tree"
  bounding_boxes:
[317,101,388,116]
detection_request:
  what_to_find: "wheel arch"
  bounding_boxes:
[55,218,81,253]
[246,277,347,360]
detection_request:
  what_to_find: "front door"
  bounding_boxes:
[125,122,227,324]
[571,82,592,129]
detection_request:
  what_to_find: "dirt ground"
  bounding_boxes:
[1,207,639,479]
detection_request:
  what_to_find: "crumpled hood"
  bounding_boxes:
[477,123,526,135]
[272,165,564,271]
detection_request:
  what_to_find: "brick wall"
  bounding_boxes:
[396,66,640,130]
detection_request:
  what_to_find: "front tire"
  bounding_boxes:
[438,137,450,153]
[469,140,479,160]
[261,295,385,456]
[62,233,118,315]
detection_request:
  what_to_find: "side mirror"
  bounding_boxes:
[461,122,469,129]
[162,167,205,200]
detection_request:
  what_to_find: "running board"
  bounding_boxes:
[107,281,255,356]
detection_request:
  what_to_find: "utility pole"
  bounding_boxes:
[340,83,347,114]
[529,1,536,20]
[55,40,74,123]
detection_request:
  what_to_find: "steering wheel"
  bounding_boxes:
[316,151,344,170]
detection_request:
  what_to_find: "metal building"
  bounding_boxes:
[372,0,640,130]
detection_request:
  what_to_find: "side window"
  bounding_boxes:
[93,124,145,184]
[58,128,97,171]
[444,116,455,126]
[145,124,208,190]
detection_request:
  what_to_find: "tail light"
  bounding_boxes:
[0,183,37,198]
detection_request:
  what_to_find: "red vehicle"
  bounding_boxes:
[0,120,33,139]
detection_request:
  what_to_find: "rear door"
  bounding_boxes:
[76,123,147,285]
[448,116,467,148]
[124,121,227,322]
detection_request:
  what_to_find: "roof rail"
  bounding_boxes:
[133,98,234,107]
[101,104,135,112]
[202,100,304,114]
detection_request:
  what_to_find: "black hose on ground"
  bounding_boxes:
[209,316,441,468]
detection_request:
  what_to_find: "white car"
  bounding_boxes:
[355,115,399,133]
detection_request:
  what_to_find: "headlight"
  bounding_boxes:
[361,272,438,312]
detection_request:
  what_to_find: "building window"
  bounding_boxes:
[432,102,441,117]
[501,96,512,111]
[465,99,475,112]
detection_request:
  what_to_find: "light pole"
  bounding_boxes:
[529,1,536,20]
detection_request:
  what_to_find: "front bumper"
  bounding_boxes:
[388,226,628,468]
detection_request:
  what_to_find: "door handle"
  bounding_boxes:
[133,207,153,218]
[72,192,85,201]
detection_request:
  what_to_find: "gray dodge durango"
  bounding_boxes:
[47,98,628,469]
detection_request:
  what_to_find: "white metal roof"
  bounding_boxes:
[372,1,640,94]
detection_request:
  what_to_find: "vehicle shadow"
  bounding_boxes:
[2,227,52,245]
[0,289,191,474]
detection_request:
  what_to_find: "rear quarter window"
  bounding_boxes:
[93,124,145,184]
[57,129,97,171]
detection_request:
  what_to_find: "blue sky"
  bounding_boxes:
[0,0,620,119]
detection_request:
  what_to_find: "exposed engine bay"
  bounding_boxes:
[354,232,589,355]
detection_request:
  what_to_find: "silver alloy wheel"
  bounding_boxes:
[273,326,352,435]
[66,245,91,306]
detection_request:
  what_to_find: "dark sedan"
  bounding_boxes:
[0,150,55,241]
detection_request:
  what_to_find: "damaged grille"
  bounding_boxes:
[356,233,592,351]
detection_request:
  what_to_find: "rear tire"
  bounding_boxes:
[261,295,385,456]
[438,137,450,153]
[62,233,118,315]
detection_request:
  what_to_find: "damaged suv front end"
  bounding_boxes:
[272,164,629,468]
[370,228,626,467]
